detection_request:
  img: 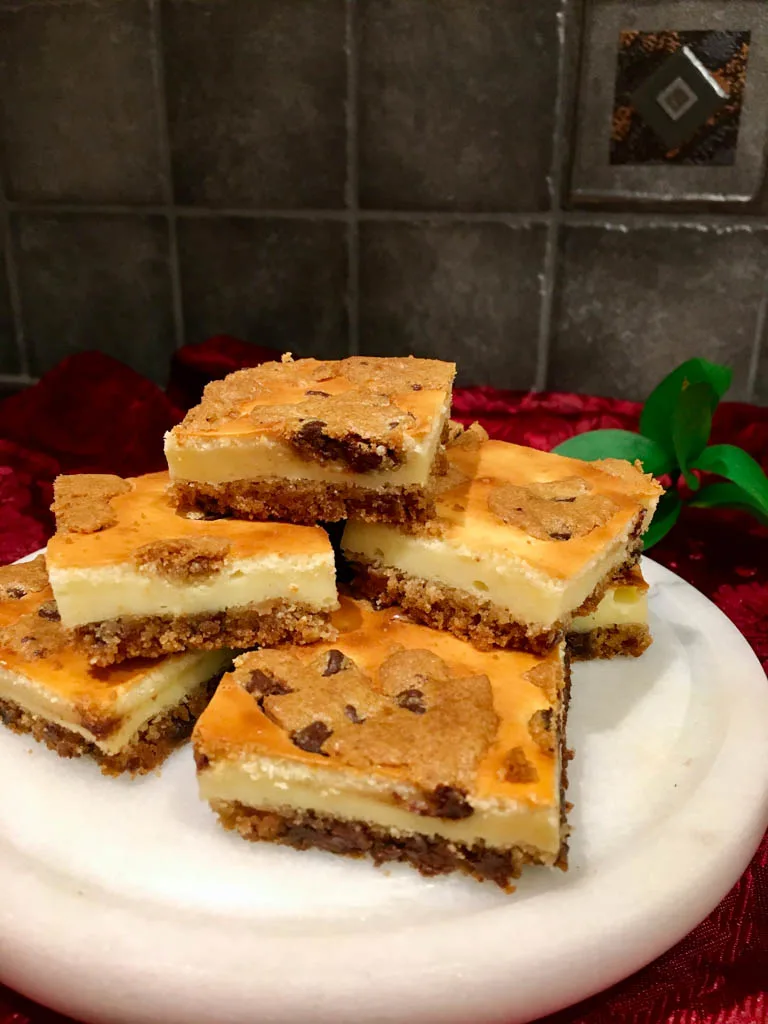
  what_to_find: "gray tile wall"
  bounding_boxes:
[1,0,767,403]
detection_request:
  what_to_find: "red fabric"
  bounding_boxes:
[1,341,767,1024]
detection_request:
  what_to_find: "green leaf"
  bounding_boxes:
[689,482,768,526]
[639,358,732,456]
[690,446,768,513]
[552,429,675,477]
[671,381,714,490]
[642,491,683,550]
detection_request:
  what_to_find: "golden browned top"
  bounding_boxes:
[0,556,183,719]
[430,429,663,580]
[169,356,455,469]
[194,595,566,810]
[47,471,333,571]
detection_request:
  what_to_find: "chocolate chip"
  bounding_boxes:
[291,420,394,473]
[412,383,422,391]
[395,688,426,714]
[305,389,330,397]
[549,531,572,541]
[194,749,210,772]
[292,721,332,755]
[5,585,26,599]
[402,784,474,820]
[37,601,60,621]
[244,668,293,697]
[344,704,365,724]
[554,496,577,503]
[322,649,345,676]
[429,785,474,820]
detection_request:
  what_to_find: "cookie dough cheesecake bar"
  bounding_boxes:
[567,564,651,660]
[343,424,662,654]
[0,556,231,775]
[193,594,571,890]
[47,472,338,666]
[165,355,455,526]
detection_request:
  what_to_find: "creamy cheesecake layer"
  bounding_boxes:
[570,581,648,633]
[165,355,454,487]
[166,391,451,488]
[343,519,639,629]
[343,434,661,630]
[0,648,230,754]
[47,471,338,630]
[49,552,338,629]
[199,752,562,854]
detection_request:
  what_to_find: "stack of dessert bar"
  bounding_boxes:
[0,355,661,891]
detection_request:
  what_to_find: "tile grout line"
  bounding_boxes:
[534,0,571,392]
[149,0,185,352]
[0,149,30,377]
[345,0,360,357]
[1,205,29,377]
[745,264,768,401]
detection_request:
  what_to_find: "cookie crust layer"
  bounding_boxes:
[171,477,435,527]
[0,674,220,776]
[348,555,639,655]
[212,801,547,890]
[567,624,651,661]
[75,601,334,667]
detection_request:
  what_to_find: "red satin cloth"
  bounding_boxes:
[1,339,767,1024]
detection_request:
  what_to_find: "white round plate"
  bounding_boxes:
[1,558,767,1024]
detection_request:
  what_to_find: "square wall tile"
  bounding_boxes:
[163,0,346,208]
[15,214,175,382]
[754,335,768,405]
[359,222,546,387]
[177,217,348,358]
[358,0,560,212]
[0,240,18,374]
[0,0,166,204]
[550,224,768,400]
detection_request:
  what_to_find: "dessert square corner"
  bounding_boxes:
[342,427,662,653]
[46,471,338,666]
[164,355,456,526]
[192,594,572,891]
[0,555,232,776]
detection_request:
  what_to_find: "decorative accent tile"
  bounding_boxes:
[550,224,768,400]
[612,31,747,164]
[15,214,175,383]
[358,0,560,212]
[162,0,346,208]
[571,0,768,203]
[176,218,348,358]
[359,222,546,387]
[0,241,17,374]
[0,0,166,204]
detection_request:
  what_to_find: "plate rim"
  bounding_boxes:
[1,555,767,1024]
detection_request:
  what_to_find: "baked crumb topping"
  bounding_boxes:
[134,537,231,582]
[52,474,131,534]
[445,420,489,451]
[523,662,561,704]
[174,356,455,472]
[0,608,65,660]
[487,477,618,541]
[234,645,498,816]
[0,555,48,601]
[500,746,539,784]
[528,708,556,756]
